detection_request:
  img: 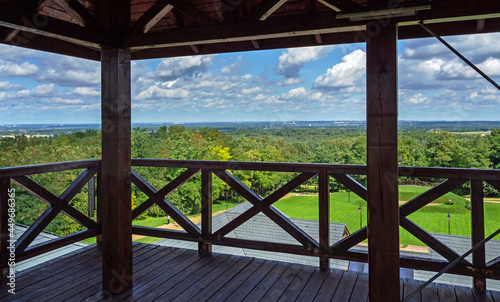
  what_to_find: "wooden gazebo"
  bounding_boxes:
[1,0,500,301]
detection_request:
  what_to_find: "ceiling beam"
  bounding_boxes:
[59,0,99,28]
[0,32,100,60]
[477,19,486,32]
[130,0,174,33]
[248,0,288,21]
[131,17,500,60]
[0,4,103,49]
[3,0,51,42]
[169,0,217,26]
[125,12,366,50]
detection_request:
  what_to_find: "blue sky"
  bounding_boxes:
[0,32,499,124]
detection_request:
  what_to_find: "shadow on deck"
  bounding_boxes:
[1,243,499,302]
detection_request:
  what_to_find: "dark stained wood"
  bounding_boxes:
[420,281,439,302]
[331,173,367,200]
[473,289,495,302]
[132,158,367,174]
[130,0,173,33]
[0,159,100,179]
[242,261,291,301]
[366,19,399,302]
[100,46,133,294]
[488,256,500,269]
[131,168,199,219]
[12,176,98,229]
[170,0,218,25]
[207,258,266,301]
[330,226,367,251]
[247,0,287,21]
[400,217,471,266]
[213,169,319,249]
[131,169,201,234]
[277,265,316,301]
[14,167,98,253]
[402,278,422,302]
[349,271,369,302]
[295,267,330,301]
[319,169,330,270]
[199,169,212,253]
[490,290,500,302]
[317,0,362,11]
[455,285,474,302]
[2,244,494,302]
[313,269,343,301]
[399,179,468,217]
[0,178,10,278]
[438,282,458,302]
[213,172,314,238]
[472,180,487,291]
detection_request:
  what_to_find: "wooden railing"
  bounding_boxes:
[0,160,101,273]
[1,159,499,288]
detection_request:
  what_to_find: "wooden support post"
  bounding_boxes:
[366,19,400,302]
[199,169,212,253]
[96,172,102,246]
[0,178,10,278]
[100,47,133,294]
[471,180,486,291]
[319,169,330,270]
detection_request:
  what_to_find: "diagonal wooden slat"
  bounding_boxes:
[130,0,174,33]
[486,180,500,192]
[169,0,217,26]
[400,179,467,217]
[486,256,500,269]
[213,170,319,249]
[131,169,201,235]
[214,172,315,238]
[3,0,51,42]
[52,0,99,28]
[14,167,98,253]
[131,168,199,218]
[331,174,367,200]
[248,0,288,21]
[12,176,98,229]
[330,227,367,251]
[400,217,472,266]
[317,0,362,12]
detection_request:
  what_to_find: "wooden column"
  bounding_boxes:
[319,169,330,270]
[471,180,486,291]
[366,19,400,302]
[199,169,212,253]
[100,47,133,294]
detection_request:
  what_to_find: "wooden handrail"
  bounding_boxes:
[0,159,101,178]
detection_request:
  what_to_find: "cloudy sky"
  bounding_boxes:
[0,32,499,124]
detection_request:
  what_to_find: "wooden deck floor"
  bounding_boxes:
[1,243,499,302]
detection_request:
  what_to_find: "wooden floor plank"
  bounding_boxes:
[437,282,458,302]
[167,255,242,302]
[223,260,278,302]
[207,258,266,302]
[420,282,438,302]
[259,263,303,301]
[295,267,329,301]
[455,285,474,302]
[242,262,290,302]
[312,269,343,301]
[42,243,159,302]
[473,289,495,302]
[189,257,255,302]
[402,278,422,302]
[75,246,183,302]
[332,270,359,301]
[128,253,224,301]
[349,272,368,302]
[277,265,316,302]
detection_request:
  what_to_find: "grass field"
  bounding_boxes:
[273,186,500,247]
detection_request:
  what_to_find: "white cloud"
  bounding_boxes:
[156,56,213,79]
[0,61,39,77]
[32,83,55,96]
[313,49,366,89]
[135,85,190,100]
[73,87,100,96]
[276,46,334,78]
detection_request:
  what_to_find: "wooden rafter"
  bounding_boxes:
[52,0,99,28]
[2,0,51,42]
[248,0,288,21]
[130,0,174,33]
[169,0,217,26]
[317,0,362,12]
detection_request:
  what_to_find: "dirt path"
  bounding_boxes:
[132,209,227,241]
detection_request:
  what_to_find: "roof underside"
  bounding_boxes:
[0,0,499,61]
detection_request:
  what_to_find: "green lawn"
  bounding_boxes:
[274,186,500,247]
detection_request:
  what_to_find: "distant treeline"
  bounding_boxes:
[2,126,500,235]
